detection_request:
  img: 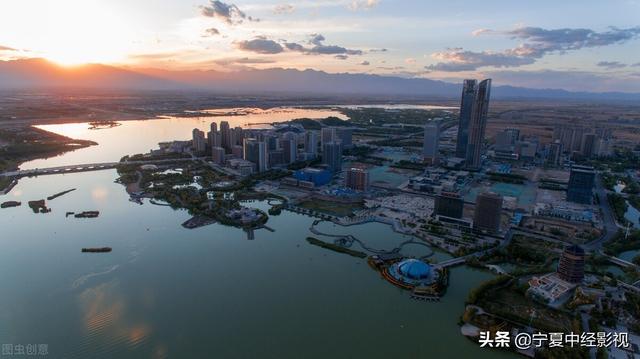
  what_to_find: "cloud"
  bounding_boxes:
[200,0,257,25]
[369,48,388,52]
[348,0,380,10]
[377,66,405,70]
[285,34,362,55]
[360,60,370,66]
[308,33,325,46]
[471,28,494,36]
[203,27,220,37]
[284,42,305,52]
[235,37,284,54]
[487,69,640,92]
[505,26,640,53]
[632,62,640,67]
[427,26,640,72]
[273,4,295,14]
[128,52,181,61]
[310,44,362,55]
[0,45,17,51]
[334,54,349,60]
[426,48,535,71]
[214,57,276,65]
[405,58,416,64]
[596,61,627,69]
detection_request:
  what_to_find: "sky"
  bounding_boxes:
[0,0,639,92]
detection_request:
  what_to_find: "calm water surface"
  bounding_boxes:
[1,108,517,358]
[23,107,346,170]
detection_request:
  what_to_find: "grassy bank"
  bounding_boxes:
[306,237,367,258]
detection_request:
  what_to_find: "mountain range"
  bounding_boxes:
[1,58,638,101]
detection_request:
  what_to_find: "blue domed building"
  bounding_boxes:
[386,258,438,287]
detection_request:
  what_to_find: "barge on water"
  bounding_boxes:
[81,247,112,253]
[74,211,99,218]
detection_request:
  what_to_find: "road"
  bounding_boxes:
[584,173,624,251]
[0,157,210,178]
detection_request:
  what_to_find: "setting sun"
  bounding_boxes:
[1,0,133,66]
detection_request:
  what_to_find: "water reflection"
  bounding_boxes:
[22,107,346,170]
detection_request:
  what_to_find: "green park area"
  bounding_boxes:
[297,199,363,217]
[467,276,577,334]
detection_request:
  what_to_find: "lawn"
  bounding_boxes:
[298,199,363,217]
[478,284,576,333]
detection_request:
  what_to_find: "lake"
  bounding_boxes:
[1,107,517,358]
[21,107,346,170]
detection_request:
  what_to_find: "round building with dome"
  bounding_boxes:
[383,258,439,288]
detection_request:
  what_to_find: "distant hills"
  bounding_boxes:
[0,58,638,101]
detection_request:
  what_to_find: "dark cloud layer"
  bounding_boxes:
[238,34,362,57]
[235,37,284,54]
[285,34,362,55]
[214,57,276,65]
[427,26,640,72]
[596,61,627,69]
[200,0,257,25]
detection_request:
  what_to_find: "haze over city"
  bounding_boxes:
[1,0,639,93]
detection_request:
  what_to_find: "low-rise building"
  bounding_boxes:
[294,167,332,187]
[527,273,577,304]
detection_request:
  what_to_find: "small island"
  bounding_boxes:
[1,201,21,208]
[116,156,279,230]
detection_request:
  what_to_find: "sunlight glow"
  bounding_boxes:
[1,0,133,66]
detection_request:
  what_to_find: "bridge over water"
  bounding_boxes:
[0,157,209,178]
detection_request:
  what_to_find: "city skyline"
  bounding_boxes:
[0,0,639,92]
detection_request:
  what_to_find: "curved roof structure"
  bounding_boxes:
[397,259,431,280]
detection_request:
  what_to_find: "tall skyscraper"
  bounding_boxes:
[547,141,563,166]
[281,138,297,164]
[268,150,285,167]
[495,128,520,151]
[211,146,225,165]
[465,79,491,170]
[567,165,595,204]
[304,131,318,156]
[581,133,597,158]
[220,121,231,152]
[243,138,269,172]
[337,128,353,149]
[322,141,342,172]
[192,128,206,154]
[231,127,244,147]
[209,130,221,149]
[554,126,592,155]
[455,79,477,159]
[321,127,337,147]
[435,192,464,219]
[473,192,502,233]
[422,122,440,165]
[345,166,370,191]
[557,245,585,283]
[210,122,217,134]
